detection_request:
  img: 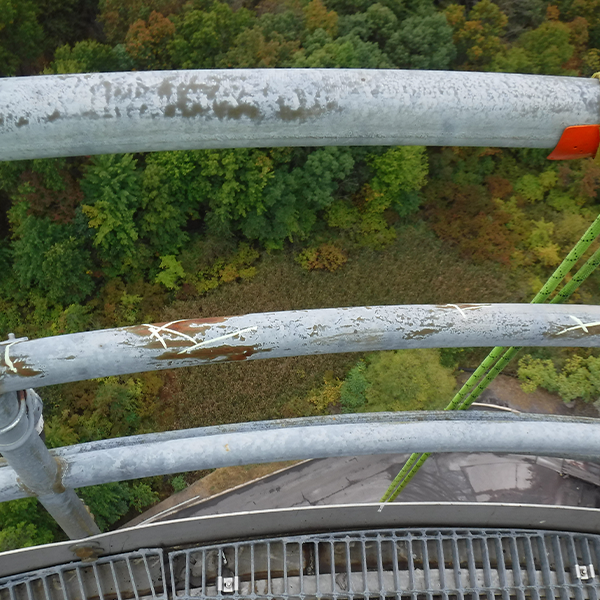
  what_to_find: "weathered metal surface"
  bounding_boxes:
[3,304,600,394]
[0,392,100,539]
[0,412,599,503]
[2,503,600,579]
[1,70,599,160]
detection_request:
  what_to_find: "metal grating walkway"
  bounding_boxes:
[0,549,166,600]
[168,529,600,600]
[2,529,600,599]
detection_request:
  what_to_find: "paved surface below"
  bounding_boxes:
[131,374,600,525]
[166,452,599,521]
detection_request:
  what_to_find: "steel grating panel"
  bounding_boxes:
[168,529,600,600]
[0,548,166,600]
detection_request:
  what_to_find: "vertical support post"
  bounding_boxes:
[0,390,100,539]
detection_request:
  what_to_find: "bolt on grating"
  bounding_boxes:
[0,549,166,600]
[168,529,600,600]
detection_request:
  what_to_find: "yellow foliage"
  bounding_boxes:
[305,0,338,36]
[307,375,342,413]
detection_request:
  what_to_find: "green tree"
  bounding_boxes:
[327,147,428,248]
[81,154,142,276]
[339,349,456,413]
[0,0,43,75]
[9,203,95,305]
[492,21,575,75]
[0,498,59,551]
[293,31,391,67]
[45,40,133,74]
[493,0,546,40]
[169,1,254,69]
[340,362,368,412]
[519,354,600,402]
[78,483,131,531]
[32,0,98,52]
[386,13,456,69]
[363,349,456,412]
[248,147,355,248]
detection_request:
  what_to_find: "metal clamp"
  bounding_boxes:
[0,393,35,452]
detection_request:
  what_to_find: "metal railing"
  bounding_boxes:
[4,525,600,600]
[2,70,598,161]
[1,69,600,544]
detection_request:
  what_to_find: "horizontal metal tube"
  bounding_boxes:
[1,70,598,161]
[2,503,600,578]
[0,412,599,502]
[2,304,600,394]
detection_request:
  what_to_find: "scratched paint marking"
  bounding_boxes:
[143,320,197,349]
[143,321,259,355]
[1,337,27,375]
[443,304,486,319]
[3,343,17,373]
[555,315,600,336]
[178,326,258,355]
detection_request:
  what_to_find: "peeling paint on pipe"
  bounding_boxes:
[3,304,600,394]
[0,412,599,502]
[1,70,599,160]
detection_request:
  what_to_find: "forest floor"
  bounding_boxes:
[155,225,524,432]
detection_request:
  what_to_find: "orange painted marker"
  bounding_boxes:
[547,124,600,160]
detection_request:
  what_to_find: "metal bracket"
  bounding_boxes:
[0,334,29,346]
[69,541,104,563]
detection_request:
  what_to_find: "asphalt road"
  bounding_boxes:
[163,452,600,521]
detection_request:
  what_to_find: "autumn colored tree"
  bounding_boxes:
[126,10,176,69]
[305,0,338,36]
[446,0,508,69]
[98,0,184,44]
[219,25,299,67]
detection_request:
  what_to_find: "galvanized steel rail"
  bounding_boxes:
[1,70,599,160]
[3,304,600,394]
[2,68,600,543]
[0,412,599,503]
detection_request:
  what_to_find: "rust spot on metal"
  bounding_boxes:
[11,360,42,377]
[53,457,66,494]
[158,79,174,98]
[277,99,339,122]
[404,328,439,340]
[46,110,61,122]
[156,344,259,362]
[212,101,259,120]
